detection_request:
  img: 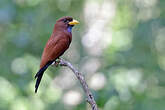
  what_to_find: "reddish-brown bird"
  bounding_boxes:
[35,16,79,93]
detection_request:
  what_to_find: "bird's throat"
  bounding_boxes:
[67,25,73,33]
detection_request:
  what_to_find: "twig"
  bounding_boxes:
[54,58,98,110]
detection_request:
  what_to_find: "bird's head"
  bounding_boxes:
[55,16,79,33]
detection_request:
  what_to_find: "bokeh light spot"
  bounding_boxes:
[0,77,17,102]
[11,57,27,74]
[45,85,62,103]
[89,73,106,90]
[63,90,82,106]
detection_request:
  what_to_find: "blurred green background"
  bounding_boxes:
[0,0,165,110]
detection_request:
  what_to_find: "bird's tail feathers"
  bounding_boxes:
[35,61,54,93]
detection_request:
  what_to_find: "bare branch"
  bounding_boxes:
[54,58,99,110]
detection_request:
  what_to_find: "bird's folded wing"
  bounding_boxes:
[40,38,70,68]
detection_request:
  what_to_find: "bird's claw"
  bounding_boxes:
[54,58,61,67]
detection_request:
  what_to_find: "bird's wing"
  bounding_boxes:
[40,37,70,68]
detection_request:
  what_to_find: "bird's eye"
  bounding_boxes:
[63,19,68,23]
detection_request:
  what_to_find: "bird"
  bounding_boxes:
[34,16,79,93]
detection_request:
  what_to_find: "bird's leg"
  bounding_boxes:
[54,57,61,67]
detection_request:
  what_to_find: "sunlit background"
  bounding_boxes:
[0,0,165,110]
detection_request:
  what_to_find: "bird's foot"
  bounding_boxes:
[54,58,61,67]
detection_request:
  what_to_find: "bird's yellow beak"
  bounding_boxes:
[69,19,79,25]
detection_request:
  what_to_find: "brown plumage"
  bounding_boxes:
[34,16,79,93]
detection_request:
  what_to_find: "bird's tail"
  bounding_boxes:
[34,61,54,93]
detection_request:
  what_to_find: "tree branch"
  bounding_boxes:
[54,58,98,110]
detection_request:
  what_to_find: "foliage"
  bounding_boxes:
[0,0,165,110]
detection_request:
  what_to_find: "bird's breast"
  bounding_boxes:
[67,26,73,33]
